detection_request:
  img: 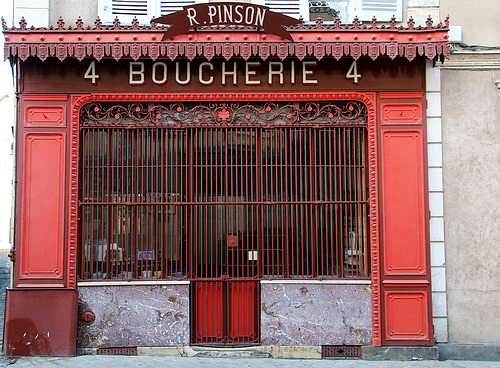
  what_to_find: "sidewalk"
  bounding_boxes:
[0,251,10,349]
[4,355,500,368]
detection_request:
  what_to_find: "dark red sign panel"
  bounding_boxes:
[19,57,425,94]
[153,2,301,41]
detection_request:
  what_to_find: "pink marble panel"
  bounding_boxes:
[78,285,189,347]
[261,283,372,345]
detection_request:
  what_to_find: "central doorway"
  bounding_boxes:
[190,127,261,345]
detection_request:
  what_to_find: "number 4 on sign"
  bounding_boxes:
[84,61,100,85]
[346,60,361,84]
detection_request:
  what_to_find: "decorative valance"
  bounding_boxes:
[3,15,449,62]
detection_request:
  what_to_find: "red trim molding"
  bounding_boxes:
[70,91,380,343]
[4,17,449,62]
[22,94,69,101]
[68,95,86,289]
[365,92,380,346]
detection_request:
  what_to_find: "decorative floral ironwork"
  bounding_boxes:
[80,101,367,127]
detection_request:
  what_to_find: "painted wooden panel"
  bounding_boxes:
[195,282,223,340]
[4,288,78,356]
[230,282,257,340]
[381,103,422,125]
[384,291,429,340]
[25,106,66,127]
[20,133,66,279]
[381,131,426,275]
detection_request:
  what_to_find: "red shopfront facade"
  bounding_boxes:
[3,15,449,356]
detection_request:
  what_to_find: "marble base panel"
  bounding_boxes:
[78,285,189,348]
[261,283,372,345]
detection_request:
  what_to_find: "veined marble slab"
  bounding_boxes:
[78,285,189,348]
[261,283,372,345]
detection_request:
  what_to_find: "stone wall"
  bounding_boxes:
[261,282,372,345]
[78,284,190,348]
[78,282,372,348]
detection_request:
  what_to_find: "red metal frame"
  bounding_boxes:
[78,100,369,280]
[71,91,379,342]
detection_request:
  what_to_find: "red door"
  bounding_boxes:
[192,281,259,345]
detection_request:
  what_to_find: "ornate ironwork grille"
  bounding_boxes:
[78,101,369,281]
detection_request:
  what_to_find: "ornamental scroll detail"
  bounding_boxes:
[80,101,367,127]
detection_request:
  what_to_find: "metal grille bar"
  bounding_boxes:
[322,345,362,358]
[96,347,138,355]
[78,101,369,281]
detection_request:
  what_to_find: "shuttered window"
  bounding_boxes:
[264,0,310,21]
[158,0,200,16]
[99,0,154,24]
[98,0,201,24]
[99,0,310,24]
[353,0,402,21]
[309,0,402,23]
[99,0,402,27]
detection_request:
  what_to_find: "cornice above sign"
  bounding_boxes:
[152,3,302,42]
[2,16,450,62]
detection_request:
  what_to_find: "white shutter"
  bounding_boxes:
[265,0,309,22]
[98,0,155,25]
[158,0,200,15]
[14,0,49,28]
[351,0,402,22]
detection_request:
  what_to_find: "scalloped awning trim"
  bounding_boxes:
[3,16,450,62]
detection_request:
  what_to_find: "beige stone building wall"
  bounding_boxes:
[407,0,439,27]
[49,0,98,26]
[440,64,500,343]
[441,0,500,47]
[439,0,500,344]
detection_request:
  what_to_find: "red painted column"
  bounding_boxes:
[4,95,78,356]
[378,92,434,346]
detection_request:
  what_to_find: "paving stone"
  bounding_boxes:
[6,357,500,368]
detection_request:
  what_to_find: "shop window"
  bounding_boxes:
[98,0,302,24]
[98,0,310,24]
[78,101,369,281]
[98,0,203,24]
[98,0,401,26]
[262,0,310,21]
[309,0,402,23]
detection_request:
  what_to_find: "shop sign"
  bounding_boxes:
[21,57,425,94]
[84,60,323,87]
[153,2,301,41]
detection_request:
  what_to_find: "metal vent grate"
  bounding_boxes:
[322,345,362,358]
[96,347,138,355]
